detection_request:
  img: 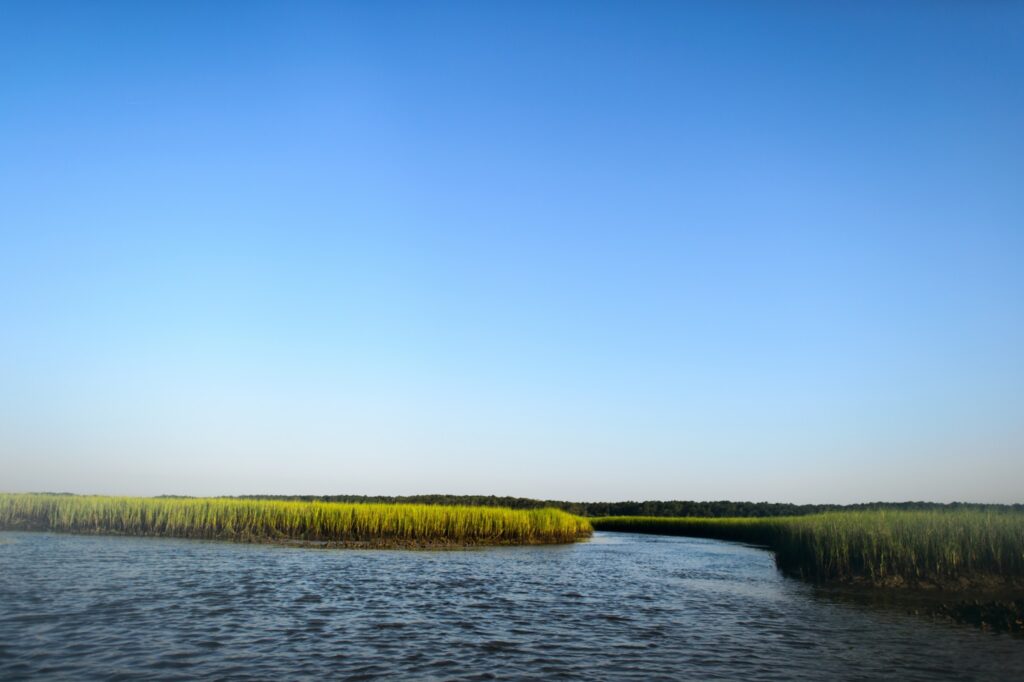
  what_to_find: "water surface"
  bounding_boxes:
[0,531,1019,680]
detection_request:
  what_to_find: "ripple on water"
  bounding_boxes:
[0,531,1021,680]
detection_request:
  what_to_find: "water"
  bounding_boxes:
[0,531,1019,680]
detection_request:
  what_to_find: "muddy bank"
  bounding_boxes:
[814,583,1024,635]
[936,600,1024,633]
[0,528,587,550]
[269,536,589,550]
[806,572,1024,593]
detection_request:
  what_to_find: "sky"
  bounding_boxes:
[1,1,1022,503]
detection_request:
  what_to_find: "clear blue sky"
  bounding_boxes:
[2,1,1021,503]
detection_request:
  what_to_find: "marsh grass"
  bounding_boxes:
[0,494,592,547]
[592,511,1024,588]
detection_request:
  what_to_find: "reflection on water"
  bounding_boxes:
[0,530,1019,680]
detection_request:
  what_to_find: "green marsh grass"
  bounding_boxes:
[592,511,1024,588]
[0,494,592,547]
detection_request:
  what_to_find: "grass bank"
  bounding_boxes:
[0,494,592,547]
[592,511,1024,590]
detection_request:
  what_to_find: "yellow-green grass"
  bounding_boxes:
[592,511,1024,588]
[0,494,592,547]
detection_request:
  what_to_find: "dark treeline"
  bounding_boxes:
[219,494,1024,518]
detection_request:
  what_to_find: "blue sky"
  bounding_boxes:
[2,1,1022,503]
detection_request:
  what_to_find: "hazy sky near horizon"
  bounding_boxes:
[2,1,1022,504]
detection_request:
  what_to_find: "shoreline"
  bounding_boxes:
[591,513,1024,595]
[0,527,591,550]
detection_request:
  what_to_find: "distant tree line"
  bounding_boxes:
[222,494,1024,518]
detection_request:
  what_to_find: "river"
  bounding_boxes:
[0,530,1019,679]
